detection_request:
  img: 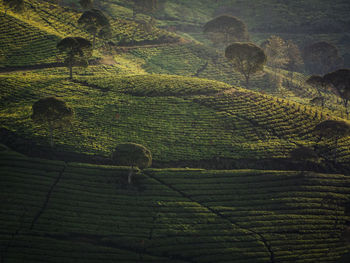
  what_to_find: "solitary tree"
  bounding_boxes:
[303,41,343,75]
[112,143,152,184]
[78,9,111,49]
[31,97,74,148]
[203,15,249,47]
[79,0,94,9]
[225,42,267,88]
[285,40,304,81]
[132,0,158,17]
[306,75,329,109]
[2,0,25,15]
[290,146,319,163]
[323,69,350,119]
[56,37,92,79]
[314,120,350,163]
[262,35,289,70]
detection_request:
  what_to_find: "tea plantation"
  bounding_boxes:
[1,150,350,262]
[1,0,350,262]
[1,69,349,167]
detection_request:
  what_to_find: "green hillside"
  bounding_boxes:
[1,151,350,262]
[1,69,349,168]
[0,0,180,68]
[1,0,350,262]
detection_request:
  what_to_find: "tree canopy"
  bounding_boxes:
[225,42,266,88]
[2,0,25,14]
[306,75,329,108]
[112,143,152,169]
[31,97,73,148]
[56,37,92,79]
[132,0,158,16]
[303,41,343,75]
[203,15,249,47]
[79,0,94,9]
[314,119,350,162]
[112,143,152,184]
[314,120,350,139]
[78,9,111,49]
[324,69,350,118]
[262,35,289,69]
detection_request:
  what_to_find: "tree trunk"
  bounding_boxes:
[128,166,134,184]
[344,100,349,119]
[49,125,54,148]
[334,138,338,164]
[69,65,73,80]
[69,55,73,79]
[245,75,250,89]
[93,32,96,50]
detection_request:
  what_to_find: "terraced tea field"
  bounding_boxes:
[0,0,180,68]
[1,150,350,262]
[0,68,349,169]
[1,1,350,263]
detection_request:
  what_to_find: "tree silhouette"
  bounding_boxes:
[112,143,152,184]
[2,0,25,15]
[78,9,111,49]
[262,35,289,70]
[203,15,249,47]
[306,75,328,109]
[225,42,266,88]
[285,40,304,81]
[31,97,73,148]
[56,37,92,79]
[323,69,350,119]
[79,0,94,9]
[303,41,343,75]
[132,0,158,17]
[290,146,319,163]
[314,120,350,163]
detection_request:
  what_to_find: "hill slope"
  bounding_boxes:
[1,69,349,170]
[1,151,350,262]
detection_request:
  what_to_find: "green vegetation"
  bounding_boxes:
[31,97,74,148]
[112,142,152,184]
[57,36,92,79]
[203,15,249,47]
[225,42,267,88]
[1,69,350,167]
[1,0,350,261]
[1,153,350,262]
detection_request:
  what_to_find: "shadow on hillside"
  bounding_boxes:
[1,128,349,175]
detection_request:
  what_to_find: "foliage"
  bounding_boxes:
[78,8,111,48]
[262,35,289,70]
[306,75,329,108]
[289,146,318,162]
[79,0,93,9]
[285,40,304,73]
[2,152,350,262]
[324,69,350,118]
[3,68,349,166]
[31,97,73,147]
[112,142,152,169]
[56,36,92,79]
[303,41,343,75]
[2,0,25,14]
[132,0,158,16]
[203,15,249,47]
[314,120,350,139]
[77,74,232,96]
[225,42,266,88]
